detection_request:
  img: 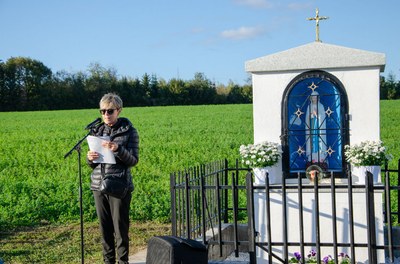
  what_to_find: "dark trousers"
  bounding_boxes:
[93,191,132,264]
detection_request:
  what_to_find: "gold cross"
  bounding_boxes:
[307,8,329,42]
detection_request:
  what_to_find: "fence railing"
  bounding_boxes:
[170,160,245,236]
[170,159,400,263]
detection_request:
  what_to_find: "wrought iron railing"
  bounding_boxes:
[170,159,400,263]
[170,159,250,256]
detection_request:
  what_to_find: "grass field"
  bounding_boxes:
[0,104,254,227]
[0,102,399,263]
[0,221,170,264]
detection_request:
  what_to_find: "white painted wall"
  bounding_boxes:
[252,71,296,144]
[251,67,381,146]
[329,68,381,143]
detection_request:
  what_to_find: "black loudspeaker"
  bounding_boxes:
[146,235,208,264]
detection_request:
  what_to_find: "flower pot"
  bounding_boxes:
[351,165,381,184]
[253,166,281,185]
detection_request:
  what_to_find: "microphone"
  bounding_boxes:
[85,118,101,130]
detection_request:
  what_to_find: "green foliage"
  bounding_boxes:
[0,57,252,112]
[0,57,52,111]
[380,74,400,100]
[0,104,253,228]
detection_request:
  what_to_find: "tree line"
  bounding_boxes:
[0,57,252,112]
[380,74,400,100]
[0,57,398,112]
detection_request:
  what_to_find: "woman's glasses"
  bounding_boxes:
[100,109,116,115]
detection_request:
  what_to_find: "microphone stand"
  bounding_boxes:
[64,130,91,264]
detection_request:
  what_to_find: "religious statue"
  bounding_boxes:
[305,91,327,164]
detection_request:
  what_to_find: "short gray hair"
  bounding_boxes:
[99,93,123,109]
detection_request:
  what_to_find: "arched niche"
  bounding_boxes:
[281,70,349,177]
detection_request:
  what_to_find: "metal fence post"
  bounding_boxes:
[398,159,400,222]
[170,172,177,236]
[200,164,207,243]
[385,165,394,262]
[264,171,272,264]
[231,172,239,257]
[297,172,305,263]
[246,171,257,264]
[185,171,191,239]
[224,159,229,223]
[365,171,377,263]
[346,164,356,263]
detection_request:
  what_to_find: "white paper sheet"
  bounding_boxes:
[87,135,116,164]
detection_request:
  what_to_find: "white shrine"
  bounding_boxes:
[244,14,386,264]
[246,41,384,154]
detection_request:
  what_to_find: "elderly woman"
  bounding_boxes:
[87,93,139,264]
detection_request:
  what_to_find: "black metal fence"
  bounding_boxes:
[170,159,400,263]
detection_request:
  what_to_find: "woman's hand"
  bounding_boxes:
[87,151,99,161]
[102,141,119,152]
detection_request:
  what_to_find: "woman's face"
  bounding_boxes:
[100,104,121,126]
[311,95,318,104]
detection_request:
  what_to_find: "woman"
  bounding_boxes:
[87,93,139,264]
[305,90,326,163]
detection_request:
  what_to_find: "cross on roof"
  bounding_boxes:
[307,8,329,42]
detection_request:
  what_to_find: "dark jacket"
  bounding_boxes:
[87,117,139,192]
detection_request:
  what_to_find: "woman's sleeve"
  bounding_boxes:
[115,127,139,167]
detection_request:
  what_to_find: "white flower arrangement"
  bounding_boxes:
[239,141,281,168]
[344,140,392,167]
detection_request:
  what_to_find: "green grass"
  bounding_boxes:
[0,104,254,227]
[380,100,400,167]
[0,221,170,264]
